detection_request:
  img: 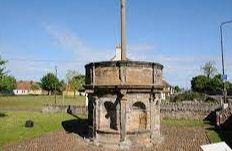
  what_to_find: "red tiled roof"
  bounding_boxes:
[16,81,34,90]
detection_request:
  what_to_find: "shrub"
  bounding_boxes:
[172,91,206,102]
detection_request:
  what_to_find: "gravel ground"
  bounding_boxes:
[2,125,209,151]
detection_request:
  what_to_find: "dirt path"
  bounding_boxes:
[2,125,209,151]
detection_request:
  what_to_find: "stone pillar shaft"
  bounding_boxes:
[92,96,97,139]
[120,98,127,142]
[150,93,155,140]
[121,0,126,61]
[94,96,99,140]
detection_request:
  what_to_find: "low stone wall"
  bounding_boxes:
[42,102,221,120]
[42,104,87,114]
[160,101,221,120]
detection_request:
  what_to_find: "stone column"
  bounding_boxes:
[150,91,162,144]
[93,96,99,141]
[92,97,96,139]
[154,93,161,137]
[97,98,101,130]
[149,93,155,141]
[120,98,127,142]
[119,89,127,144]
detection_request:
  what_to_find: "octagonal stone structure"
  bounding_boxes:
[85,61,164,149]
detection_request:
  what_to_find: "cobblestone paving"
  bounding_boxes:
[2,125,209,151]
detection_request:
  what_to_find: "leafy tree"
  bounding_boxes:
[0,56,7,78]
[66,70,79,83]
[191,75,209,93]
[227,82,232,95]
[0,56,16,92]
[73,74,85,90]
[65,70,85,97]
[190,62,232,96]
[191,73,232,95]
[59,80,66,92]
[30,82,41,90]
[40,73,60,95]
[174,85,181,93]
[0,75,16,91]
[208,75,223,95]
[201,61,217,78]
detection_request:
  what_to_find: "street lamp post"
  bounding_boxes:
[220,20,232,104]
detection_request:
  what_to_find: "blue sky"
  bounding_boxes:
[0,0,232,88]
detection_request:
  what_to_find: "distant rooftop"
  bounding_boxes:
[16,81,38,90]
[111,45,129,61]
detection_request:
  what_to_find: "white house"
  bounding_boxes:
[161,80,174,100]
[13,81,44,95]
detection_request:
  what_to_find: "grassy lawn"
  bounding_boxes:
[0,112,85,148]
[205,129,222,143]
[0,95,85,111]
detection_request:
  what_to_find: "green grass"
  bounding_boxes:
[205,129,223,143]
[0,112,85,148]
[0,95,85,111]
[161,118,209,127]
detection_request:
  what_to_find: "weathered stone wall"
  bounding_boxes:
[160,101,220,120]
[41,101,220,121]
[42,104,87,114]
[92,93,155,133]
[85,61,163,86]
[96,95,120,131]
[89,92,161,148]
[126,93,151,132]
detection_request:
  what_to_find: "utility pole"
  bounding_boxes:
[121,0,127,61]
[220,20,232,104]
[55,66,57,104]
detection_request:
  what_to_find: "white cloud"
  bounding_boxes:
[44,24,113,62]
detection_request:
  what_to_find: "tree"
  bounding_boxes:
[191,61,232,95]
[191,73,232,95]
[59,80,66,92]
[0,75,16,91]
[66,70,79,84]
[0,56,7,78]
[0,56,16,92]
[174,85,181,93]
[72,74,85,90]
[30,82,41,90]
[191,75,209,93]
[226,82,232,95]
[65,70,85,97]
[201,61,217,78]
[40,73,60,95]
[208,75,223,95]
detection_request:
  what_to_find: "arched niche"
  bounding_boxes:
[128,101,147,131]
[132,102,146,111]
